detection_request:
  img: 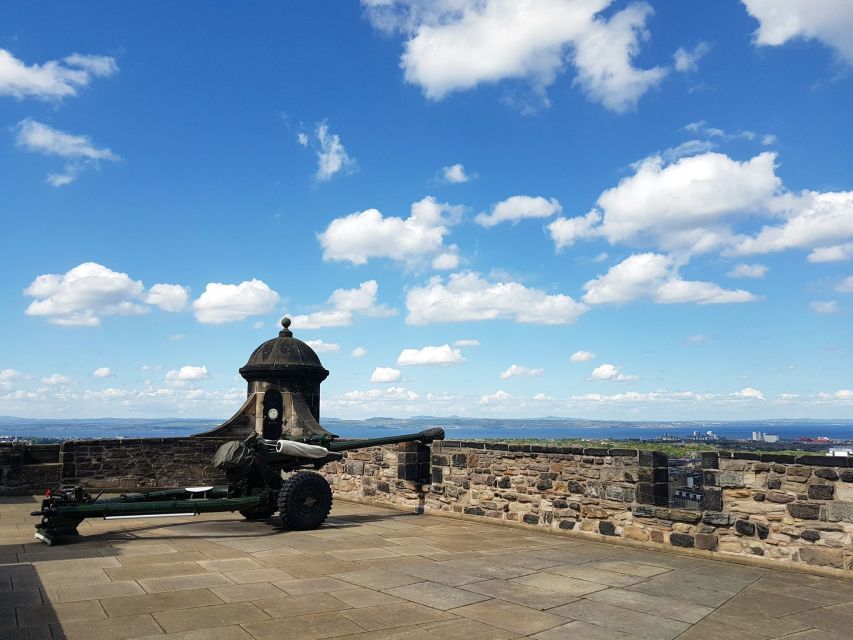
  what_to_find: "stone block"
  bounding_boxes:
[670,533,694,548]
[756,523,769,539]
[808,483,835,500]
[701,487,723,512]
[732,452,760,460]
[767,478,781,489]
[787,502,821,520]
[735,520,755,536]
[567,480,585,494]
[700,451,719,469]
[598,521,617,536]
[632,505,655,518]
[702,470,718,486]
[799,546,844,568]
[797,455,849,467]
[815,468,839,480]
[451,453,467,468]
[719,471,744,488]
[760,454,796,464]
[670,509,702,523]
[522,513,540,525]
[638,450,668,468]
[825,501,853,523]
[623,524,649,541]
[636,481,668,506]
[604,485,634,502]
[639,467,669,483]
[840,471,853,482]
[801,529,820,542]
[464,506,485,516]
[766,490,794,503]
[694,533,718,550]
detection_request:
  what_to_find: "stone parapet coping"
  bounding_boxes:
[335,495,853,580]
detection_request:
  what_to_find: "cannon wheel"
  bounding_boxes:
[278,471,332,530]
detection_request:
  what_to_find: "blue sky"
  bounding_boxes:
[1,1,851,420]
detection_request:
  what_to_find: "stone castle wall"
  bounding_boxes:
[322,441,853,575]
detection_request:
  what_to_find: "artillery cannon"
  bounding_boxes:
[32,427,444,545]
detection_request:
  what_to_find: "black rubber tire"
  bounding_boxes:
[239,507,276,520]
[278,471,332,530]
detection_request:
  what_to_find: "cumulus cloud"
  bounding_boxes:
[431,247,461,270]
[351,347,368,358]
[314,122,357,181]
[809,243,853,263]
[398,344,464,366]
[0,49,117,100]
[442,163,473,183]
[41,373,71,385]
[533,393,555,401]
[165,365,209,384]
[370,367,402,383]
[583,253,757,305]
[406,271,587,325]
[296,132,309,146]
[731,387,765,400]
[25,262,149,326]
[16,119,120,186]
[291,280,396,329]
[93,367,113,378]
[673,42,711,72]
[304,339,341,353]
[145,284,190,312]
[727,263,768,279]
[499,364,543,379]
[548,211,601,250]
[475,195,562,227]
[589,363,638,381]
[192,279,280,324]
[742,0,853,63]
[363,0,668,112]
[0,369,21,382]
[339,387,419,403]
[479,390,512,404]
[810,300,839,315]
[570,350,596,363]
[319,196,463,266]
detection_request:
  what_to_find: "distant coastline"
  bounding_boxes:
[2,415,853,443]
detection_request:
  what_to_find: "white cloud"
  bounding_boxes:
[733,191,853,257]
[442,163,472,183]
[476,195,562,227]
[340,387,419,403]
[314,122,357,181]
[727,263,768,279]
[165,365,209,383]
[583,253,758,305]
[810,300,839,315]
[548,211,601,250]
[454,339,480,347]
[0,49,117,100]
[432,246,460,270]
[398,344,464,366]
[673,42,710,72]
[291,280,396,329]
[351,346,368,358]
[533,393,555,401]
[140,364,161,371]
[145,283,190,312]
[41,373,71,385]
[363,0,667,112]
[370,367,402,383]
[406,271,587,325]
[683,121,763,142]
[296,132,309,146]
[319,196,462,266]
[192,279,280,324]
[590,363,638,381]
[499,364,543,379]
[836,276,853,294]
[573,152,779,253]
[731,387,765,400]
[24,262,151,326]
[0,369,21,384]
[684,334,708,345]
[16,119,120,186]
[742,0,853,63]
[479,390,512,405]
[809,243,853,263]
[93,367,113,378]
[304,339,341,353]
[662,139,717,162]
[570,350,596,363]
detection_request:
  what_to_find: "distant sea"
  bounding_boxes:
[2,416,852,442]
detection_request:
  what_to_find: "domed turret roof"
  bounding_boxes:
[239,318,329,382]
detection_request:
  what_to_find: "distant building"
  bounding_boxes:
[828,447,852,457]
[763,434,779,443]
[751,431,778,443]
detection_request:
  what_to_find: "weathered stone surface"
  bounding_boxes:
[755,523,769,539]
[840,471,853,483]
[767,478,782,490]
[799,546,844,568]
[787,503,821,520]
[735,520,756,536]
[766,491,794,503]
[807,484,835,500]
[694,533,718,550]
[703,512,732,526]
[825,501,853,523]
[670,533,694,548]
[598,521,616,536]
[815,468,839,480]
[669,509,702,523]
[801,529,820,542]
[719,471,744,487]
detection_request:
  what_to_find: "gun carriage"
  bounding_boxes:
[31,317,444,544]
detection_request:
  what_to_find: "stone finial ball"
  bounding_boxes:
[281,317,292,329]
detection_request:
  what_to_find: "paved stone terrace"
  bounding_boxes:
[2,496,852,640]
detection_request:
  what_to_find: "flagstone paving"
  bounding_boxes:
[1,495,852,639]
